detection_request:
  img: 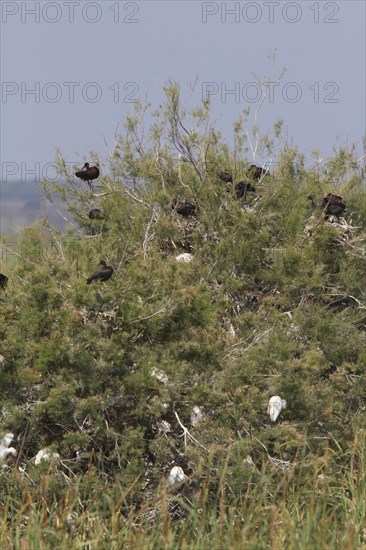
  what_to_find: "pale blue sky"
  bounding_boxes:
[1,0,365,231]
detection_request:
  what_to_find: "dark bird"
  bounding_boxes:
[86,260,113,284]
[306,193,346,219]
[88,208,104,220]
[235,181,256,199]
[109,365,127,376]
[0,274,8,289]
[247,164,268,181]
[109,357,135,376]
[321,193,346,218]
[218,171,233,184]
[171,198,196,217]
[75,163,100,187]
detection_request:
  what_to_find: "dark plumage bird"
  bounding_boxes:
[86,260,113,284]
[75,163,100,186]
[0,274,8,289]
[218,171,233,184]
[321,193,346,218]
[235,181,256,199]
[171,198,196,217]
[88,208,104,220]
[306,193,346,219]
[109,365,127,376]
[247,164,268,181]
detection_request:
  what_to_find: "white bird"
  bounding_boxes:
[150,368,169,385]
[1,433,14,447]
[267,396,287,422]
[175,253,193,263]
[0,432,17,462]
[190,406,204,427]
[34,449,60,465]
[166,465,187,487]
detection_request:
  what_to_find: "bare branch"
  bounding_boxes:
[222,329,271,358]
[143,209,158,260]
[174,411,208,451]
[130,302,172,324]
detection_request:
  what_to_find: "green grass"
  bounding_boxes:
[1,438,366,549]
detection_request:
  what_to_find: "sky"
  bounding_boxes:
[1,0,365,233]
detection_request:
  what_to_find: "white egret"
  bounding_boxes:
[150,368,169,385]
[0,432,17,462]
[175,253,193,263]
[190,406,204,427]
[34,449,60,465]
[267,396,287,422]
[166,465,187,487]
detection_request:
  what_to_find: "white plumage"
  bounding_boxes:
[150,368,169,385]
[166,466,187,487]
[1,433,14,448]
[267,396,287,422]
[175,253,193,263]
[0,432,17,462]
[190,406,204,427]
[34,449,60,465]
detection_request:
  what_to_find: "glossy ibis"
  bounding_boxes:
[306,193,346,219]
[86,260,113,284]
[171,198,196,217]
[88,208,104,220]
[75,163,100,187]
[247,164,268,181]
[109,366,125,376]
[0,274,8,289]
[235,181,256,199]
[218,171,233,184]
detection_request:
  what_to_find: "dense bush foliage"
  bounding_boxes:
[1,83,365,547]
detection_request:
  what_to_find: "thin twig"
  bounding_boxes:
[130,302,171,324]
[174,412,208,451]
[0,243,43,269]
[143,209,158,260]
[222,329,271,358]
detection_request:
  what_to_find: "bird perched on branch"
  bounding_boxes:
[87,260,113,284]
[75,162,100,187]
[235,181,256,199]
[218,171,233,184]
[219,170,256,200]
[247,164,268,181]
[171,198,196,217]
[0,274,8,289]
[88,208,104,220]
[306,193,346,219]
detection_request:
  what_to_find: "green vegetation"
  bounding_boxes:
[1,83,365,548]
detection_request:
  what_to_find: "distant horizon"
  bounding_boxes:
[1,1,365,233]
